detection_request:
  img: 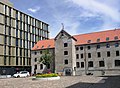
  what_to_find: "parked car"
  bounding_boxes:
[13,71,30,78]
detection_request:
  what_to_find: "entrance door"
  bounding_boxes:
[65,68,72,76]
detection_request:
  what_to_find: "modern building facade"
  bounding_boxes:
[0,0,49,75]
[31,29,120,76]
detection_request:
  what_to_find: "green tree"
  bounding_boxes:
[39,50,52,69]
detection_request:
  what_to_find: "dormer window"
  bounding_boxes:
[48,45,51,48]
[87,40,91,43]
[106,37,109,41]
[36,46,39,48]
[114,36,118,40]
[97,38,100,42]
[41,45,44,49]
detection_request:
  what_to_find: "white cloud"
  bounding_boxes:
[67,0,120,22]
[28,6,40,13]
[65,0,120,32]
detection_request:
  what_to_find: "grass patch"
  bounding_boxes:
[36,73,58,78]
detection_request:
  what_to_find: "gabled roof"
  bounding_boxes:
[55,30,77,41]
[32,29,120,50]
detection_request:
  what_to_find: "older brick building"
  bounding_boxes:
[31,29,120,76]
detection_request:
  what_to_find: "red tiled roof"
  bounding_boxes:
[32,39,54,50]
[74,29,120,45]
[32,29,120,50]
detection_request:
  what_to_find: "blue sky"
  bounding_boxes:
[10,0,120,38]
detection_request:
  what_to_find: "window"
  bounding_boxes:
[116,51,119,56]
[81,54,83,58]
[97,38,100,42]
[106,37,109,41]
[76,47,79,51]
[114,36,118,40]
[97,45,100,49]
[81,62,84,68]
[47,63,50,69]
[16,57,18,65]
[34,65,37,69]
[64,51,68,55]
[76,54,79,59]
[88,61,93,67]
[64,43,68,47]
[40,64,43,70]
[34,52,37,55]
[40,51,42,54]
[64,60,68,64]
[61,33,64,36]
[76,62,80,68]
[34,58,37,62]
[115,60,120,66]
[97,52,101,57]
[80,47,83,50]
[106,44,110,48]
[107,51,110,57]
[115,43,119,47]
[87,46,91,50]
[99,61,105,67]
[87,40,91,43]
[88,53,91,58]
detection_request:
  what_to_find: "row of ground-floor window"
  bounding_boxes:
[76,60,120,68]
[33,60,120,73]
[0,66,31,75]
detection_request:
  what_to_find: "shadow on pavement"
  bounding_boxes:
[66,75,120,88]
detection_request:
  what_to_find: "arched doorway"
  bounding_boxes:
[64,68,72,76]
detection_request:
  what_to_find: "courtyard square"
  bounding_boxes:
[0,76,119,88]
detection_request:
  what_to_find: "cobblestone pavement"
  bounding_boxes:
[0,76,119,88]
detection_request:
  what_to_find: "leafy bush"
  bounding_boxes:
[36,73,58,78]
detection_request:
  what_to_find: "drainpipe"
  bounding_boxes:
[84,45,87,75]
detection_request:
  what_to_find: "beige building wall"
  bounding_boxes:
[75,41,120,76]
[31,49,55,74]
